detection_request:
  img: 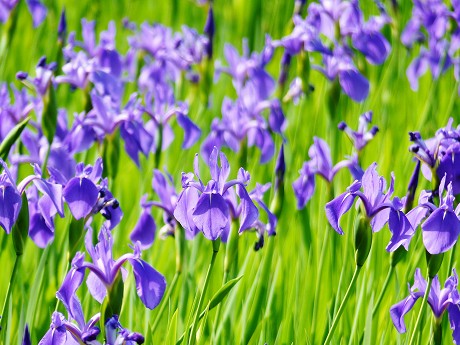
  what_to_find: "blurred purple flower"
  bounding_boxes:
[293,137,362,209]
[338,111,379,152]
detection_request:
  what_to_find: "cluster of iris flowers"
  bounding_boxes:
[2,0,460,344]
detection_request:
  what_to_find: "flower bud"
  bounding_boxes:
[426,251,444,279]
[12,193,29,256]
[390,246,407,267]
[354,216,372,267]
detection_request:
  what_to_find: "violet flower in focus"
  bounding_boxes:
[325,163,415,252]
[174,147,260,241]
[390,268,460,344]
[71,227,166,310]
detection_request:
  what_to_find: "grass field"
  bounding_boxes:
[1,0,460,344]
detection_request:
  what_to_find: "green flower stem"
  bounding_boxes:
[408,277,432,345]
[155,124,163,169]
[324,265,362,345]
[0,254,21,333]
[431,316,442,345]
[188,241,219,345]
[372,266,394,317]
[150,271,180,334]
[312,229,329,339]
[448,243,457,273]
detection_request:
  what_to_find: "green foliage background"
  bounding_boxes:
[1,0,459,344]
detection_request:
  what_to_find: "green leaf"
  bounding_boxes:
[0,117,30,162]
[207,275,243,313]
[166,309,178,345]
[42,86,58,145]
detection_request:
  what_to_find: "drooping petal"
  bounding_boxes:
[174,188,200,236]
[29,209,54,248]
[353,31,391,65]
[325,191,357,235]
[26,0,47,27]
[292,163,316,209]
[129,259,166,310]
[192,192,229,240]
[390,291,424,333]
[56,255,86,327]
[0,185,22,234]
[236,185,259,233]
[177,113,201,149]
[130,208,156,250]
[63,177,98,220]
[34,179,64,217]
[422,209,460,254]
[386,209,415,251]
[448,304,460,344]
[338,68,369,102]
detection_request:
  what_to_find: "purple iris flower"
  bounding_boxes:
[409,119,460,194]
[174,148,259,241]
[0,161,63,243]
[72,227,166,310]
[217,37,274,95]
[130,195,156,249]
[407,176,460,254]
[60,158,122,228]
[390,268,460,343]
[105,315,145,345]
[325,163,415,251]
[17,56,56,97]
[141,82,201,153]
[0,83,35,142]
[131,169,186,247]
[0,0,47,27]
[401,0,460,91]
[275,0,391,102]
[338,111,379,152]
[293,137,362,209]
[39,311,100,345]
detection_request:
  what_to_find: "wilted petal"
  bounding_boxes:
[192,192,229,240]
[63,177,98,220]
[422,209,460,254]
[129,259,166,309]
